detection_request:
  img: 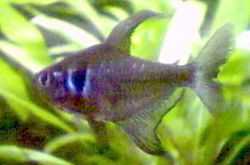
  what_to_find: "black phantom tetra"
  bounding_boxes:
[33,11,234,155]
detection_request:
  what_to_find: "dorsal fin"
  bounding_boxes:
[105,10,164,54]
[52,10,164,59]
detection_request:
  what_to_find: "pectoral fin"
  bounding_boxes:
[117,89,183,155]
[106,10,164,53]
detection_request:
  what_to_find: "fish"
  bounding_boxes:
[33,10,234,156]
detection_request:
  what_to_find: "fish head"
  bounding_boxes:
[33,61,96,113]
[34,64,66,103]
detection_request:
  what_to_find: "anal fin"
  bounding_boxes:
[117,89,183,155]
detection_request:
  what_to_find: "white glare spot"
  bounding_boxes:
[140,64,145,71]
[83,69,92,97]
[67,69,76,93]
[169,0,183,9]
[53,71,63,78]
[236,31,250,51]
[132,63,137,69]
[159,1,205,65]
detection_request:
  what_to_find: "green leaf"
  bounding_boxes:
[66,0,117,37]
[90,0,133,16]
[9,0,60,5]
[213,0,249,32]
[219,51,250,85]
[0,41,43,73]
[0,1,51,65]
[0,53,30,120]
[32,15,100,48]
[29,2,106,42]
[0,88,74,132]
[131,17,168,60]
[0,145,73,165]
[45,133,94,153]
[221,134,250,165]
[196,107,247,164]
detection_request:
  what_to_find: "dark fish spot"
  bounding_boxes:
[71,70,87,93]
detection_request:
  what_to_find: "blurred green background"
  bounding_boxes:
[0,0,250,164]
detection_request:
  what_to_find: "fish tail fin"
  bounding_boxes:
[192,24,234,113]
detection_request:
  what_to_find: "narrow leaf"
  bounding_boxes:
[0,145,73,165]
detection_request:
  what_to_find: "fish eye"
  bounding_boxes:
[38,71,51,87]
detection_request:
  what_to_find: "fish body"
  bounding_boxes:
[33,11,234,156]
[35,44,194,121]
